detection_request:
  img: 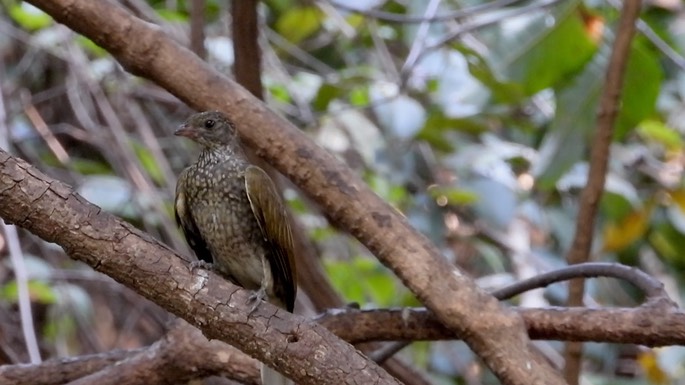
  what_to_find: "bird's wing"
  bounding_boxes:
[175,168,213,264]
[244,165,297,312]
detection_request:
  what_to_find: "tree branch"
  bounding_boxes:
[2,301,684,385]
[22,0,563,382]
[317,304,685,346]
[0,149,398,385]
[563,0,643,382]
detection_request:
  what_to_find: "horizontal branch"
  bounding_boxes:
[0,321,261,385]
[318,305,685,346]
[2,301,683,385]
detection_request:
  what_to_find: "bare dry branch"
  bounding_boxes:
[21,1,564,382]
[21,0,563,384]
[0,149,399,385]
[563,0,644,382]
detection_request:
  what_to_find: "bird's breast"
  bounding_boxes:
[185,164,268,290]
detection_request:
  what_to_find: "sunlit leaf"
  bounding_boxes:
[601,203,652,252]
[427,186,479,206]
[1,280,57,304]
[669,189,685,213]
[275,6,323,44]
[324,257,398,306]
[637,120,682,152]
[268,84,291,104]
[131,140,165,185]
[9,3,52,31]
[666,189,685,234]
[349,86,370,107]
[155,9,188,22]
[637,350,670,385]
[76,36,108,58]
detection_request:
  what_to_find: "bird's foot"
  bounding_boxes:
[189,260,214,273]
[248,287,267,315]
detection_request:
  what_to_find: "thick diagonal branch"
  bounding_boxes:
[0,149,398,385]
[22,0,563,383]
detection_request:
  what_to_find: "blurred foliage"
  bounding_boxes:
[2,0,685,383]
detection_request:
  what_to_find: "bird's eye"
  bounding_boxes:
[204,119,215,129]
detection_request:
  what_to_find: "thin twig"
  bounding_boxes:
[21,91,70,165]
[562,1,644,382]
[371,261,670,364]
[426,0,566,52]
[401,0,443,73]
[493,262,667,301]
[1,222,42,363]
[326,0,522,24]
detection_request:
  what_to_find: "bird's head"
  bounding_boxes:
[175,111,239,149]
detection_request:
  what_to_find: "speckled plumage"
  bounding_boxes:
[174,111,296,312]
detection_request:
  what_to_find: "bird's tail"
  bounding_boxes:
[261,363,292,385]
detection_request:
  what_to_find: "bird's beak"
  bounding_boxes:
[174,124,197,139]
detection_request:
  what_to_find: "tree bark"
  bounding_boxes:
[0,149,399,385]
[22,0,564,383]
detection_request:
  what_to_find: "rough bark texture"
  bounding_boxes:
[0,149,399,385]
[23,0,564,383]
[318,304,685,345]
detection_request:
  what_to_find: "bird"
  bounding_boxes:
[174,111,296,385]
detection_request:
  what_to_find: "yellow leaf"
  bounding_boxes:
[275,7,322,44]
[601,204,652,252]
[669,189,685,212]
[637,350,669,385]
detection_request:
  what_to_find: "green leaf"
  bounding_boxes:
[637,120,683,151]
[269,84,291,104]
[349,86,370,107]
[427,186,479,206]
[504,9,597,95]
[614,39,663,140]
[416,111,489,152]
[533,37,663,187]
[650,223,685,269]
[457,45,524,103]
[313,83,342,111]
[155,9,188,22]
[366,174,408,206]
[76,36,108,58]
[310,226,335,242]
[70,158,113,175]
[416,127,454,152]
[600,192,634,221]
[532,45,606,188]
[131,140,165,185]
[9,3,52,31]
[1,280,57,304]
[275,6,323,44]
[324,257,398,306]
